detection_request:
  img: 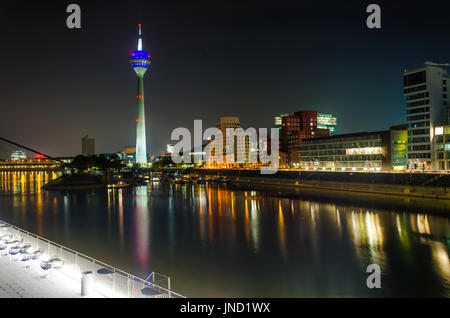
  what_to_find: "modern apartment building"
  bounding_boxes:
[403,62,449,170]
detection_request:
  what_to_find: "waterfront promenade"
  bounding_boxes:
[195,168,450,200]
[0,252,103,298]
[0,220,184,298]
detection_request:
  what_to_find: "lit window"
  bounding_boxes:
[435,127,444,135]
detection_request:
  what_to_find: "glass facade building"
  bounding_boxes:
[390,124,408,170]
[294,131,390,170]
[317,113,338,135]
[433,125,450,170]
[293,125,407,171]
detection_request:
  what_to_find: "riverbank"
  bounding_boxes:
[194,169,450,200]
[42,173,104,190]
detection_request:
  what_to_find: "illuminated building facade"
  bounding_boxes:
[403,62,450,171]
[274,114,288,134]
[433,125,450,170]
[293,125,407,171]
[166,143,174,154]
[317,113,338,135]
[119,146,136,164]
[0,158,61,171]
[129,24,151,164]
[280,110,330,166]
[11,150,27,161]
[81,135,95,156]
[390,124,408,170]
[206,117,258,168]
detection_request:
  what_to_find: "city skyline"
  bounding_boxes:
[1,1,450,157]
[0,1,449,302]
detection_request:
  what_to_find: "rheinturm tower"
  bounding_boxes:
[129,24,151,164]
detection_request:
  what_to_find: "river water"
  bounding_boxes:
[0,171,449,297]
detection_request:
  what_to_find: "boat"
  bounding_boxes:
[107,181,130,189]
[132,178,148,186]
[211,176,221,182]
[211,175,230,183]
[196,178,206,185]
[174,177,185,184]
[219,176,230,183]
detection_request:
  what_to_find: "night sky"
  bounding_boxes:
[1,0,450,157]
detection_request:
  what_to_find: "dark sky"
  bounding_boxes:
[1,0,450,157]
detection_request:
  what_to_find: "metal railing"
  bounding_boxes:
[0,219,185,298]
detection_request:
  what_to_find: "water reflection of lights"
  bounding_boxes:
[244,199,251,248]
[335,208,342,235]
[133,186,150,269]
[168,195,175,254]
[250,199,260,253]
[36,173,44,236]
[430,242,450,293]
[118,189,124,248]
[365,212,384,248]
[207,188,214,247]
[198,186,207,246]
[416,214,431,235]
[348,210,386,266]
[395,214,411,251]
[278,200,287,261]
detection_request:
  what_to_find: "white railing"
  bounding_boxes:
[0,219,185,298]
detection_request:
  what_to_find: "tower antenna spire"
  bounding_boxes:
[137,24,143,51]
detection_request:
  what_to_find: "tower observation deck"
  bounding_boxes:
[129,24,151,164]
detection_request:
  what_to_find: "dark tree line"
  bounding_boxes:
[63,154,126,174]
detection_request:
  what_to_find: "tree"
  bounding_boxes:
[93,154,109,173]
[72,155,89,172]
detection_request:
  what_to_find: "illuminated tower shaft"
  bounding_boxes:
[129,24,151,164]
[135,72,146,164]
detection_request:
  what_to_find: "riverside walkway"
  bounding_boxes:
[0,251,103,298]
[0,220,184,298]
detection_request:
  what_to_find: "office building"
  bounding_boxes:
[81,135,95,156]
[317,113,338,135]
[390,124,408,170]
[166,143,174,154]
[274,114,289,134]
[293,125,407,171]
[120,146,136,164]
[433,125,450,170]
[280,110,330,167]
[206,116,258,167]
[403,62,450,170]
[11,150,27,161]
